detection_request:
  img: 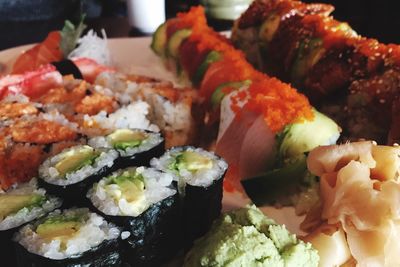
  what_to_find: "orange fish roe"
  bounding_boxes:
[237,78,314,133]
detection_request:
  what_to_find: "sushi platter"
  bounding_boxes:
[2,1,400,266]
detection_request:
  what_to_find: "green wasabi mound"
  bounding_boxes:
[184,205,319,267]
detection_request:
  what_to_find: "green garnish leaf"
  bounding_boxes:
[60,15,87,57]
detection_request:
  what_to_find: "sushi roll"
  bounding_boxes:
[150,146,228,249]
[0,179,61,267]
[38,145,118,207]
[13,208,122,267]
[87,167,181,267]
[89,128,165,169]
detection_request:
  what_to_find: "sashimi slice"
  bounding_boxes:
[178,39,210,80]
[12,31,63,74]
[216,108,276,192]
[72,57,115,83]
[239,114,276,179]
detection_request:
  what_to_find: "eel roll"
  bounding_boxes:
[13,208,122,267]
[87,167,180,266]
[38,145,118,207]
[0,179,61,267]
[151,146,228,249]
[89,128,165,169]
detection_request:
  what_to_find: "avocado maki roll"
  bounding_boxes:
[0,179,62,267]
[38,145,118,207]
[13,208,122,267]
[150,146,228,249]
[87,167,181,266]
[89,128,164,169]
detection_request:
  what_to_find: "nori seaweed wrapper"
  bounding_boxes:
[51,60,83,79]
[14,236,123,267]
[115,138,165,169]
[183,177,224,250]
[38,164,113,208]
[89,193,181,267]
[0,228,19,267]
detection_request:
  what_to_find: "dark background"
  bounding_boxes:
[303,0,400,45]
[0,0,399,50]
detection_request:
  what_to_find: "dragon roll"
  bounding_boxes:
[232,0,400,143]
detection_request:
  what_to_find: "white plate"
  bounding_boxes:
[0,37,303,234]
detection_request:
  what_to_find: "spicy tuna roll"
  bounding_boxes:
[13,208,122,267]
[0,179,62,267]
[87,167,181,266]
[150,146,228,249]
[38,145,118,207]
[89,128,165,169]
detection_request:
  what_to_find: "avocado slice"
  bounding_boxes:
[151,22,167,57]
[109,169,145,203]
[290,38,325,86]
[193,51,222,85]
[171,151,213,173]
[210,80,252,107]
[167,28,192,59]
[259,14,280,42]
[278,109,340,164]
[0,194,45,220]
[108,129,147,151]
[36,214,83,241]
[55,146,99,177]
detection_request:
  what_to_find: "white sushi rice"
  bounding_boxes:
[95,73,141,105]
[88,129,163,157]
[83,101,160,133]
[0,179,62,231]
[39,146,118,186]
[2,94,30,103]
[94,72,195,145]
[87,167,176,217]
[14,208,120,260]
[40,110,79,132]
[68,29,111,66]
[151,147,228,187]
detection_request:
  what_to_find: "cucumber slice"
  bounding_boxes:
[193,51,222,85]
[151,22,167,56]
[241,156,308,206]
[211,80,252,107]
[167,29,192,59]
